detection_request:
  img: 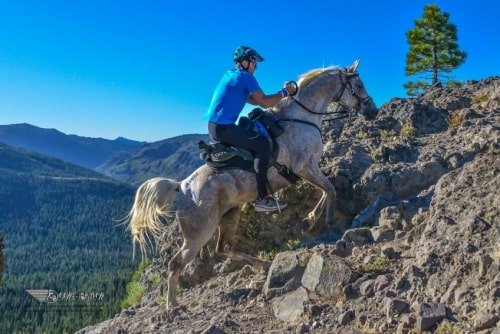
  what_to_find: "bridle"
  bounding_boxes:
[293,71,370,115]
[278,70,370,133]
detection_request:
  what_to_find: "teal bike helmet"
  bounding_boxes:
[233,46,264,63]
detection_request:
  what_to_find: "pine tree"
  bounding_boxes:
[404,4,467,96]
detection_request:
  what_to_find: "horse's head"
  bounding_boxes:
[336,60,378,120]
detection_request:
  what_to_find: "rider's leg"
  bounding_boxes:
[208,122,271,199]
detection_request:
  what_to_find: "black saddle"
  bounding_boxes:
[199,108,299,184]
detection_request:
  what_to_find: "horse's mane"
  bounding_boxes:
[274,66,340,112]
[298,66,339,86]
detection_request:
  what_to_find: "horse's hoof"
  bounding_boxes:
[164,305,187,321]
[260,260,272,271]
[166,301,179,310]
[301,219,315,235]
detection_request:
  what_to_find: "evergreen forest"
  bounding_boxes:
[0,144,139,333]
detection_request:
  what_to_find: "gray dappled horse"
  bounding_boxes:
[127,60,377,309]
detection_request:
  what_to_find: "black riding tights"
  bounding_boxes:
[208,122,271,199]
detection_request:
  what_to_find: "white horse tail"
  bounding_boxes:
[127,177,180,260]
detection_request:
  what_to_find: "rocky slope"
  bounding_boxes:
[78,77,499,334]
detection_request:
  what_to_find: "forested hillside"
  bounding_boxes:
[96,134,209,185]
[0,235,4,285]
[0,144,138,333]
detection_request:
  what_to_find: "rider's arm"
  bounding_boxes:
[247,82,297,107]
[248,90,283,108]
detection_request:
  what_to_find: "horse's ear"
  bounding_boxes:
[345,60,360,73]
[352,60,360,72]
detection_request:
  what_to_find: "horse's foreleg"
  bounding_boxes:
[299,168,336,234]
[217,206,268,270]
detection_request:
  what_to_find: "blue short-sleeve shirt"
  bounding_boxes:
[203,68,261,124]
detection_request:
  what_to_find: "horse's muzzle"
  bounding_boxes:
[359,97,378,120]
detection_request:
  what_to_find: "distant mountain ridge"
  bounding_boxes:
[96,133,210,186]
[0,123,146,169]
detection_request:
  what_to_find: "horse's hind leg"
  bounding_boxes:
[167,216,219,309]
[167,241,199,308]
[216,206,241,254]
[217,207,267,270]
[299,167,337,234]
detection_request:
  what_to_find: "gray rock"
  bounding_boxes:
[301,253,360,299]
[343,284,359,299]
[395,322,408,334]
[264,251,305,299]
[306,304,323,317]
[378,206,403,230]
[338,310,355,325]
[333,240,353,257]
[371,226,395,242]
[479,254,493,277]
[272,287,309,323]
[359,279,375,297]
[381,246,401,260]
[454,286,469,304]
[374,275,391,292]
[342,228,374,246]
[385,298,410,318]
[201,325,225,334]
[415,302,446,331]
[474,313,499,331]
[296,322,310,334]
[439,278,461,304]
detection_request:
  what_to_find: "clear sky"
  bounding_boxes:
[1,0,499,142]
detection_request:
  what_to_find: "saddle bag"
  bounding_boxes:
[248,108,284,137]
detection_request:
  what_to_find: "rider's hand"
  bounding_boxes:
[284,81,298,96]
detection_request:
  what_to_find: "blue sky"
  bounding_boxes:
[1,0,498,142]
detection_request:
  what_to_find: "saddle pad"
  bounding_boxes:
[207,156,254,172]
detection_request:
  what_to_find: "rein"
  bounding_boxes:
[278,117,322,133]
[277,71,361,133]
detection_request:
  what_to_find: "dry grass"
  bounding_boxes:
[380,129,397,138]
[447,112,465,128]
[434,321,464,334]
[471,93,489,105]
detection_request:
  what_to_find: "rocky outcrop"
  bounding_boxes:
[78,77,499,333]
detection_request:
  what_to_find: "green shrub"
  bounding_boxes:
[120,260,150,309]
[400,124,417,137]
[120,282,145,309]
[380,129,397,138]
[158,292,168,305]
[446,80,462,88]
[148,272,161,285]
[362,255,390,274]
[484,211,496,224]
[434,321,463,334]
[257,248,279,262]
[355,131,369,139]
[472,93,489,105]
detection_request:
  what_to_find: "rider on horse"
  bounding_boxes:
[203,46,297,212]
